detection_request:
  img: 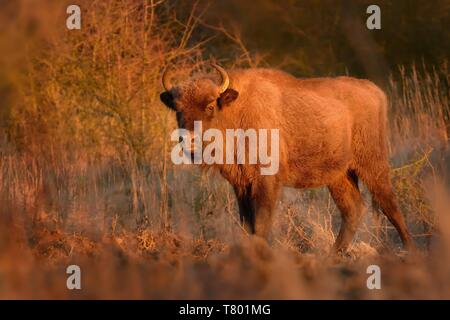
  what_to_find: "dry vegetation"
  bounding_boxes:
[0,0,449,299]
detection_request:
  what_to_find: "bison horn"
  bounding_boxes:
[211,63,229,94]
[161,66,173,91]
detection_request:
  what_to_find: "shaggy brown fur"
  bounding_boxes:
[160,67,414,252]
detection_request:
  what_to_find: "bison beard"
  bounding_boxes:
[159,65,415,253]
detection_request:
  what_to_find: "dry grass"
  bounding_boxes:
[0,0,449,299]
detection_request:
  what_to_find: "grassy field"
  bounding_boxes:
[0,0,449,299]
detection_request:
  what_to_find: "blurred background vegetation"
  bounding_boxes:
[179,0,449,80]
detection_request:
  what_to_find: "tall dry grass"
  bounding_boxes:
[0,0,449,299]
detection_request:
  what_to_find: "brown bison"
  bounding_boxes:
[159,64,414,252]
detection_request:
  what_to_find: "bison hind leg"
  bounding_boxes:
[328,169,366,253]
[357,166,415,251]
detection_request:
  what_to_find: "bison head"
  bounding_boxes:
[159,64,239,132]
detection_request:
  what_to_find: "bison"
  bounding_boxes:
[159,63,414,253]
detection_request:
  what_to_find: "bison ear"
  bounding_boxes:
[218,89,239,108]
[160,91,176,111]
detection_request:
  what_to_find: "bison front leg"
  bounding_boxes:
[234,185,255,234]
[234,178,280,239]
